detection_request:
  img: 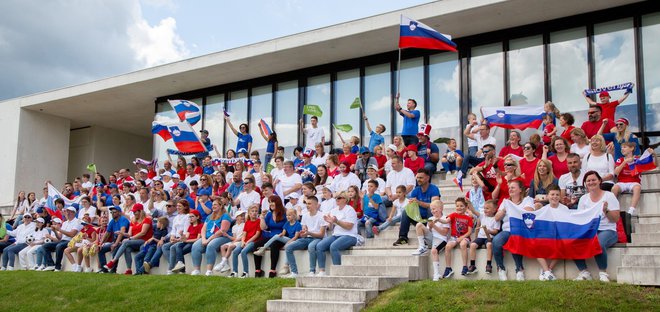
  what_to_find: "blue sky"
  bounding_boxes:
[0,0,433,101]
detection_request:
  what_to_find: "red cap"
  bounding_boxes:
[130,203,144,212]
[599,91,610,98]
[190,209,200,217]
[406,144,418,152]
[616,117,629,126]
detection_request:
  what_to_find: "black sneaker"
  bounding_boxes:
[254,270,265,278]
[442,267,454,279]
[485,264,493,274]
[393,238,408,246]
[97,268,109,274]
[268,271,276,278]
[461,266,469,276]
[467,265,478,275]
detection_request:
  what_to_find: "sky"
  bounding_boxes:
[0,0,434,101]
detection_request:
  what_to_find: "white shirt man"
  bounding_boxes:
[385,156,416,200]
[301,116,325,150]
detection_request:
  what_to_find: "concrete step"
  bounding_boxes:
[617,267,660,286]
[342,255,427,267]
[637,215,660,224]
[346,249,422,256]
[634,223,660,233]
[373,228,416,239]
[622,247,660,255]
[631,233,660,244]
[296,276,408,291]
[620,193,660,215]
[332,265,420,279]
[641,173,660,189]
[357,238,419,249]
[267,299,364,312]
[621,254,660,267]
[281,287,378,303]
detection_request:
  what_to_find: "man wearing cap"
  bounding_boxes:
[461,123,497,176]
[394,97,421,146]
[105,184,120,207]
[416,124,440,173]
[393,169,441,247]
[300,149,318,184]
[42,206,82,271]
[583,88,632,123]
[233,177,260,214]
[1,213,35,270]
[97,206,130,273]
[300,116,325,151]
[384,155,416,206]
[354,147,378,182]
[172,182,195,209]
[581,105,606,138]
[137,169,152,187]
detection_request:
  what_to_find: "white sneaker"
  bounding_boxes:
[412,245,429,256]
[306,272,316,277]
[599,272,610,282]
[0,267,5,271]
[278,266,290,275]
[498,268,507,281]
[43,266,55,271]
[190,270,201,276]
[37,265,45,271]
[253,247,266,256]
[316,271,327,277]
[628,207,636,216]
[229,272,237,278]
[212,260,225,272]
[6,266,13,271]
[71,264,78,272]
[205,270,213,276]
[85,267,93,273]
[220,262,231,273]
[283,272,298,278]
[166,270,174,275]
[172,261,186,272]
[574,270,592,281]
[239,272,248,278]
[546,271,556,281]
[30,266,38,271]
[516,271,525,281]
[432,273,441,281]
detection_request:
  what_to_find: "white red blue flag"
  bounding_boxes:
[166,122,206,153]
[46,183,81,218]
[399,16,457,52]
[168,99,201,126]
[503,200,602,259]
[151,122,172,141]
[629,150,656,175]
[259,118,273,136]
[482,105,545,130]
[453,171,463,192]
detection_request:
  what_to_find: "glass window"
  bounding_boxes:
[226,90,248,152]
[275,80,299,153]
[305,75,331,149]
[642,12,660,132]
[153,101,178,165]
[508,36,545,141]
[364,63,392,145]
[249,85,272,154]
[396,57,425,134]
[334,69,361,150]
[549,27,588,126]
[594,18,638,131]
[205,94,225,156]
[428,53,460,148]
[470,43,505,149]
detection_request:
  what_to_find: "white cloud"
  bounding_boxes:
[128,5,189,67]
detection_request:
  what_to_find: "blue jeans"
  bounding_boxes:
[2,243,27,267]
[285,237,319,274]
[97,242,119,271]
[113,239,145,270]
[162,241,177,269]
[191,236,232,268]
[468,146,478,157]
[232,241,256,273]
[574,230,618,271]
[134,243,157,273]
[264,236,290,249]
[316,235,357,269]
[377,215,401,232]
[492,231,524,271]
[423,162,437,173]
[42,240,69,269]
[362,217,380,238]
[167,242,187,269]
[460,154,484,176]
[174,242,193,263]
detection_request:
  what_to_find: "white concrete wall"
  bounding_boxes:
[0,104,21,208]
[68,128,93,181]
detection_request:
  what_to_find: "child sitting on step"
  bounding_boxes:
[415,200,450,281]
[438,197,473,278]
[373,185,408,235]
[467,199,499,275]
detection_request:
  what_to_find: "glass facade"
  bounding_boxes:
[153,7,660,160]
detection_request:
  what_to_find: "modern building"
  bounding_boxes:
[1,0,657,208]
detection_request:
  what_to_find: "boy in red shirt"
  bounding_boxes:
[404,145,425,173]
[612,142,656,216]
[439,197,473,278]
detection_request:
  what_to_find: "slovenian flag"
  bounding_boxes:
[399,16,457,52]
[259,119,273,136]
[630,150,656,175]
[167,122,206,153]
[482,105,545,130]
[503,200,602,259]
[46,183,82,219]
[168,99,201,126]
[453,171,463,192]
[152,122,172,141]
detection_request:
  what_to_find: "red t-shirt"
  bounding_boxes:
[81,224,97,239]
[548,155,569,178]
[560,125,575,145]
[543,124,555,144]
[448,212,473,237]
[177,168,187,180]
[404,157,425,174]
[349,199,363,218]
[581,120,609,138]
[599,100,620,123]
[186,223,204,240]
[519,157,540,188]
[374,155,387,176]
[130,217,153,241]
[243,219,261,241]
[477,159,499,189]
[338,154,357,168]
[534,144,544,159]
[194,166,203,175]
[616,157,641,183]
[499,145,523,158]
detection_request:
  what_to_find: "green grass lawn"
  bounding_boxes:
[365,280,660,312]
[0,271,294,312]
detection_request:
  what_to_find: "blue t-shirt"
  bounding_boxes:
[204,213,231,239]
[362,193,383,220]
[203,137,213,151]
[2,224,15,243]
[416,142,440,163]
[400,110,420,136]
[106,216,130,240]
[602,133,641,161]
[409,184,441,219]
[227,182,244,200]
[236,133,253,152]
[293,157,304,168]
[368,131,385,153]
[203,166,214,175]
[184,196,195,209]
[263,211,287,239]
[266,139,275,154]
[196,200,213,222]
[282,221,302,239]
[350,145,359,154]
[301,163,317,183]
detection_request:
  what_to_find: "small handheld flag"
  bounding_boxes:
[223,108,230,117]
[168,99,201,126]
[86,164,97,174]
[399,16,457,52]
[453,171,463,192]
[333,124,353,132]
[350,97,362,109]
[629,150,657,175]
[259,119,273,136]
[303,105,323,117]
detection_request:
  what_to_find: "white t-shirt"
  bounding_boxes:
[277,173,303,196]
[231,223,245,241]
[320,198,336,214]
[577,191,620,231]
[570,144,591,159]
[385,168,416,195]
[82,181,94,190]
[477,215,500,239]
[61,218,84,241]
[301,211,324,237]
[384,160,393,176]
[305,126,325,150]
[361,178,386,195]
[270,168,284,181]
[582,153,615,181]
[252,171,263,188]
[498,197,535,232]
[428,216,450,242]
[184,174,200,188]
[327,205,358,238]
[476,135,497,150]
[236,190,261,211]
[77,206,97,220]
[392,198,409,218]
[330,172,361,193]
[466,124,480,147]
[312,154,328,167]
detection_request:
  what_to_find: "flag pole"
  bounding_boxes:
[396,48,402,101]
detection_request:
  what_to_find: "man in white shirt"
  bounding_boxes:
[233,177,261,213]
[384,155,416,206]
[461,123,497,176]
[184,164,200,188]
[43,207,82,271]
[559,153,586,209]
[300,116,325,150]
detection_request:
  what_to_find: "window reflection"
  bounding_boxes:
[334,69,361,150]
[396,58,425,134]
[364,64,392,145]
[306,75,331,149]
[205,94,225,156]
[550,27,588,127]
[642,12,660,131]
[275,81,299,153]
[226,90,248,152]
[250,85,272,154]
[428,53,460,148]
[471,43,505,149]
[508,36,544,141]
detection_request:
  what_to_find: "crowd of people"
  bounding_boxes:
[0,91,656,282]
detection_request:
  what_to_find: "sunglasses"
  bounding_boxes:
[587,111,597,115]
[200,178,207,181]
[504,163,516,167]
[482,149,492,153]
[616,123,625,126]
[166,204,174,207]
[523,146,533,150]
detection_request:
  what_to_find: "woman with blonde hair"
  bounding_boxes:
[598,117,641,160]
[492,156,522,206]
[570,128,590,159]
[582,134,615,190]
[528,159,558,209]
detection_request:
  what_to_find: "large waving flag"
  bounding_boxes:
[629,150,657,175]
[168,99,201,126]
[399,16,457,52]
[482,105,545,130]
[259,118,273,136]
[46,183,82,218]
[152,121,172,141]
[167,122,206,153]
[503,201,602,259]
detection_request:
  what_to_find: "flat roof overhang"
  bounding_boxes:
[1,0,644,137]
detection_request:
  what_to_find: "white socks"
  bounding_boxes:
[433,261,441,275]
[418,236,425,247]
